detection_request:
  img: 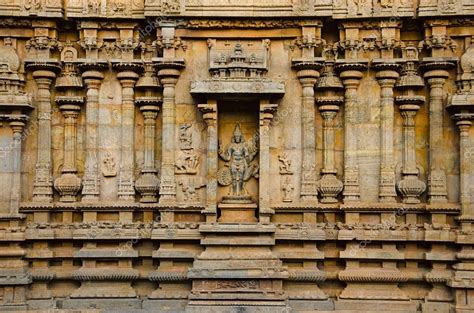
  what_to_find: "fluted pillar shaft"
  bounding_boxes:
[32,70,56,202]
[376,68,399,202]
[159,69,180,203]
[117,71,139,201]
[81,70,103,201]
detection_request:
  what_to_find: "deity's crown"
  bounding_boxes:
[233,123,242,138]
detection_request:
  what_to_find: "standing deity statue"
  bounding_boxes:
[217,123,259,199]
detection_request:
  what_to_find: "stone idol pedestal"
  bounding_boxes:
[218,195,258,223]
[186,218,289,313]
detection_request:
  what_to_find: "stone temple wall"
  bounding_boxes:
[0,0,472,312]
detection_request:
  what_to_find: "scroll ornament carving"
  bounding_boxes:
[25,36,59,56]
[334,39,364,59]
[161,0,181,14]
[439,0,458,13]
[419,35,457,52]
[291,36,326,50]
[216,280,258,289]
[154,36,187,51]
[24,0,44,11]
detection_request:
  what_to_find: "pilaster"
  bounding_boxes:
[30,68,58,203]
[293,65,321,203]
[115,66,140,201]
[157,68,181,205]
[198,101,218,222]
[374,62,400,203]
[259,100,278,222]
[422,63,453,204]
[80,66,105,202]
[336,62,367,203]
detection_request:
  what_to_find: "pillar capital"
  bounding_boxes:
[82,70,104,88]
[374,63,400,87]
[198,102,217,126]
[9,120,26,134]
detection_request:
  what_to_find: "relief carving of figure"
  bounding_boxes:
[179,123,192,150]
[440,0,456,12]
[281,176,294,202]
[175,149,199,174]
[86,0,100,13]
[278,152,293,175]
[24,0,43,11]
[102,152,117,177]
[178,177,205,203]
[217,123,259,198]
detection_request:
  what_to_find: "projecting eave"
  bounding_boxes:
[190,79,285,99]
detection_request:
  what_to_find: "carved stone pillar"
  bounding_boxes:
[198,101,218,222]
[30,69,57,202]
[318,105,343,203]
[422,62,454,204]
[54,107,82,202]
[395,60,426,203]
[295,67,320,202]
[337,63,366,202]
[116,68,140,201]
[158,68,181,204]
[135,63,161,203]
[448,119,474,311]
[374,63,399,203]
[445,44,474,310]
[457,120,472,214]
[397,104,427,203]
[54,57,84,202]
[81,68,104,201]
[135,106,160,202]
[259,101,277,222]
[9,119,26,213]
[316,60,344,203]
